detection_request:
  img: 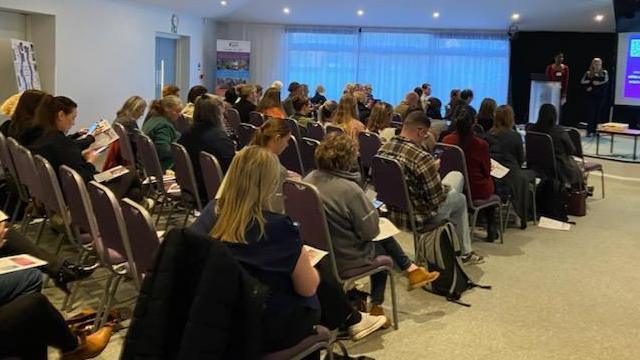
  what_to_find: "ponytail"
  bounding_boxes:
[250,118,291,147]
[148,95,182,118]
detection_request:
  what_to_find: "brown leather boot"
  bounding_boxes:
[407,267,440,291]
[62,326,113,360]
[369,304,392,329]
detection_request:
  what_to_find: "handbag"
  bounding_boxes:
[567,189,587,217]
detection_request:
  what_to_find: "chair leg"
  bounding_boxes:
[166,201,176,228]
[388,270,399,330]
[182,204,193,227]
[53,233,65,255]
[497,205,504,244]
[10,200,22,224]
[98,274,123,329]
[94,273,115,330]
[530,186,538,225]
[2,192,11,212]
[470,209,479,237]
[154,198,165,227]
[600,170,605,199]
[35,219,47,245]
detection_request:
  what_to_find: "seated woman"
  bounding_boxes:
[181,85,208,120]
[30,95,142,202]
[2,89,48,146]
[476,98,497,132]
[142,95,182,172]
[103,95,147,169]
[190,146,387,352]
[256,87,286,119]
[530,104,583,189]
[335,94,365,139]
[178,94,235,202]
[319,100,337,127]
[291,96,314,128]
[443,107,499,240]
[488,105,532,229]
[304,134,439,320]
[366,101,395,142]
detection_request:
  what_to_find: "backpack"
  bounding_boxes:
[415,222,490,307]
[536,178,569,222]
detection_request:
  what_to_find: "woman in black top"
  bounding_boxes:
[476,98,497,132]
[1,89,47,146]
[580,58,609,137]
[178,94,236,202]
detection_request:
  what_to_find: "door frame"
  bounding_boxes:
[155,32,190,101]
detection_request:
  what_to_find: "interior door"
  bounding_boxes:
[155,36,177,98]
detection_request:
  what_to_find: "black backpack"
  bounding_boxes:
[536,178,569,222]
[415,222,490,307]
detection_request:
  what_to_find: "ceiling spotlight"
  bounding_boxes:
[283,7,290,14]
[432,11,440,19]
[594,14,604,22]
[220,0,227,5]
[511,13,520,21]
[357,9,364,16]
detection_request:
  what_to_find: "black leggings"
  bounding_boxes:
[0,293,78,358]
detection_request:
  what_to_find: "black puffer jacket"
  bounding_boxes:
[122,228,268,360]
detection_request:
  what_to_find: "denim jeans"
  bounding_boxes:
[370,237,413,305]
[428,171,473,255]
[0,268,43,306]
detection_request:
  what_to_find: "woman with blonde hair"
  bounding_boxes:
[367,102,395,142]
[256,87,286,119]
[115,95,147,132]
[334,94,365,139]
[580,57,609,137]
[190,146,388,351]
[141,95,182,171]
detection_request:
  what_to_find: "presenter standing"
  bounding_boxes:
[546,52,570,107]
[580,58,609,137]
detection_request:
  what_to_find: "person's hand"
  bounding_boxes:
[82,149,98,164]
[77,128,89,135]
[561,97,567,106]
[0,222,7,249]
[434,159,441,170]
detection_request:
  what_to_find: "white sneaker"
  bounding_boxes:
[348,311,387,341]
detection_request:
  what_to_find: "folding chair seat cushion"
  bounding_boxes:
[339,255,393,279]
[472,194,501,208]
[261,325,331,360]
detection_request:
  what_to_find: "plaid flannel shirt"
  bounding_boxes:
[377,135,447,232]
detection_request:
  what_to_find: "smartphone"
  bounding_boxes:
[87,122,99,135]
[371,199,384,209]
[432,147,444,159]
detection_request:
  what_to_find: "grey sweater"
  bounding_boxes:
[303,169,379,272]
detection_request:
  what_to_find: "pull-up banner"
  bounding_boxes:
[216,39,250,88]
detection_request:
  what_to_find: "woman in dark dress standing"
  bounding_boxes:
[580,57,609,137]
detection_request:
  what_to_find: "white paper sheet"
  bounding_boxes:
[94,165,130,183]
[490,159,510,179]
[0,254,47,275]
[374,217,401,241]
[538,216,571,231]
[303,245,328,266]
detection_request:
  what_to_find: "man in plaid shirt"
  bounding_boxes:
[377,111,482,264]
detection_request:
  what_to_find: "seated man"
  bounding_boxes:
[376,111,483,265]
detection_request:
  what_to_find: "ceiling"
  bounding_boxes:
[130,0,616,32]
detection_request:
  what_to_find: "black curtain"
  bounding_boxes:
[509,32,617,126]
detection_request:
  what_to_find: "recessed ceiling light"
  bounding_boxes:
[357,9,364,16]
[283,7,290,14]
[432,11,440,19]
[220,0,227,5]
[511,13,521,21]
[594,14,604,22]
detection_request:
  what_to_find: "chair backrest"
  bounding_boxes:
[371,155,417,231]
[0,133,27,201]
[284,118,302,140]
[120,198,161,289]
[472,123,485,134]
[299,137,320,173]
[87,181,131,268]
[282,179,342,279]
[7,137,41,201]
[33,155,70,220]
[279,136,305,176]
[112,122,136,167]
[392,113,402,123]
[357,131,382,170]
[565,127,584,158]
[238,123,258,150]
[170,143,202,210]
[390,121,403,132]
[525,131,558,180]
[199,151,224,202]
[434,143,474,208]
[249,111,264,127]
[136,133,165,193]
[325,125,344,136]
[306,122,325,141]
[224,108,241,135]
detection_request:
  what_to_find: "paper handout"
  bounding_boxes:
[490,159,510,179]
[373,217,401,241]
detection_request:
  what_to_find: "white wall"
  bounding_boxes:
[0,11,25,39]
[0,0,205,128]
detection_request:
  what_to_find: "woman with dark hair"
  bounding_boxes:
[444,89,461,119]
[443,107,498,240]
[2,89,48,145]
[319,100,337,126]
[530,104,583,188]
[178,94,236,201]
[476,98,497,131]
[224,87,238,108]
[181,85,208,119]
[256,87,286,119]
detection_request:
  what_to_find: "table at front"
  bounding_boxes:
[596,128,640,160]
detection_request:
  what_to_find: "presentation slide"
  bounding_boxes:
[615,33,640,106]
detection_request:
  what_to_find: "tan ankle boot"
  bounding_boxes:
[63,326,113,360]
[407,267,440,291]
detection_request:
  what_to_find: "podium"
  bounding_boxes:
[528,73,561,123]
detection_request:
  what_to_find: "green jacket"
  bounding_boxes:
[142,116,179,171]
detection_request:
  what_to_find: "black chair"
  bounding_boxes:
[325,125,344,136]
[249,111,265,127]
[0,133,28,222]
[306,122,325,141]
[285,117,303,140]
[566,127,605,198]
[170,143,203,226]
[112,122,136,167]
[525,131,558,181]
[224,108,241,135]
[392,113,402,123]
[199,151,224,202]
[298,138,320,174]
[279,137,305,176]
[357,132,382,176]
[238,123,258,149]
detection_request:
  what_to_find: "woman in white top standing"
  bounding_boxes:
[580,57,609,137]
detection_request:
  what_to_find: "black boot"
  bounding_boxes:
[485,208,499,242]
[53,261,95,293]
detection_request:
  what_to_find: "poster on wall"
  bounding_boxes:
[216,40,251,88]
[11,39,41,92]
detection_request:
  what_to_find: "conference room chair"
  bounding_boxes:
[390,121,403,134]
[566,127,605,198]
[238,123,258,149]
[279,136,305,176]
[525,131,559,181]
[199,151,224,202]
[87,181,134,329]
[262,324,333,360]
[120,198,162,290]
[285,117,303,141]
[325,124,344,136]
[282,179,399,331]
[298,137,320,174]
[306,122,326,141]
[392,113,402,123]
[435,143,505,243]
[170,143,203,226]
[249,111,265,127]
[0,133,26,220]
[112,122,136,167]
[7,138,45,234]
[224,108,242,135]
[357,131,382,182]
